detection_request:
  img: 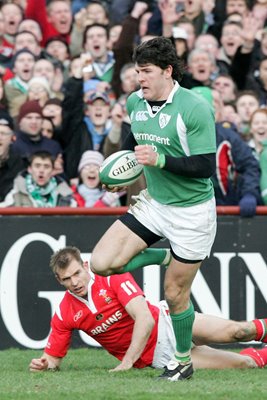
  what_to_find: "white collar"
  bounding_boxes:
[136,80,180,103]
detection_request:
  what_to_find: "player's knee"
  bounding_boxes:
[90,265,110,276]
[90,252,124,276]
[232,323,249,341]
[164,285,184,309]
[90,253,110,276]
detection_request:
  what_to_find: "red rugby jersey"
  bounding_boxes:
[45,272,159,368]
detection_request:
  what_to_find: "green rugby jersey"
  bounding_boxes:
[126,82,216,207]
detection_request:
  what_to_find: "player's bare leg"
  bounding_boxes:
[90,220,171,276]
[90,220,146,276]
[193,314,267,345]
[191,345,257,369]
[159,259,200,381]
[193,313,257,345]
[192,313,267,369]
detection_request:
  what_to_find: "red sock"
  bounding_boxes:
[240,347,267,368]
[252,319,267,342]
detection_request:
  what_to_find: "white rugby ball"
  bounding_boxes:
[99,150,143,188]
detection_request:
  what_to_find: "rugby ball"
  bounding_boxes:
[99,150,143,188]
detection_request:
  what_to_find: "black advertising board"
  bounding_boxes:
[0,215,266,349]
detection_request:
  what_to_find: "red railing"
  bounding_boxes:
[0,206,128,215]
[0,206,267,215]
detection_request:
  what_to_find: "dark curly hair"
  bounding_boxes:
[132,37,184,82]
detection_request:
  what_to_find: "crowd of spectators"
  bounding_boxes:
[0,0,266,215]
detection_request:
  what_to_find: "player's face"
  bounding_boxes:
[56,260,90,298]
[136,63,172,101]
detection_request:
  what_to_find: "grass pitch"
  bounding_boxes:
[0,347,266,400]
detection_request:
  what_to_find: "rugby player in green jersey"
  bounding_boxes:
[90,37,217,381]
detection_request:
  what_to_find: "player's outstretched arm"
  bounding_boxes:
[110,296,155,372]
[29,352,62,372]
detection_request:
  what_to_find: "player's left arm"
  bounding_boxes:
[110,295,155,372]
[134,102,216,178]
[135,146,216,178]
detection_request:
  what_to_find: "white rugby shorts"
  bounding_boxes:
[128,189,217,261]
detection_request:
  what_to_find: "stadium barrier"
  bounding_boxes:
[0,206,267,350]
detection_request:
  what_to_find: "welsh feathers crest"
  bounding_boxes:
[159,113,171,129]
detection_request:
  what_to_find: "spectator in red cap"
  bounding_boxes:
[12,100,63,166]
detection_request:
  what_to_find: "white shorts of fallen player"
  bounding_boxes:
[128,189,217,261]
[152,301,196,368]
[152,300,176,368]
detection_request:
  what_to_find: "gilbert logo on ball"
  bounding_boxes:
[99,150,143,187]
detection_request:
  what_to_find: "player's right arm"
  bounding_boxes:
[29,352,62,372]
[29,294,73,372]
[110,295,155,372]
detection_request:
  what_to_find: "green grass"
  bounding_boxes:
[0,348,266,400]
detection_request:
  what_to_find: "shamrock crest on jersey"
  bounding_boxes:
[159,113,171,129]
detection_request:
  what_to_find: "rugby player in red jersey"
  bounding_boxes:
[29,247,267,372]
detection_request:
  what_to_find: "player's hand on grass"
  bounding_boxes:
[29,357,48,372]
[109,360,133,372]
